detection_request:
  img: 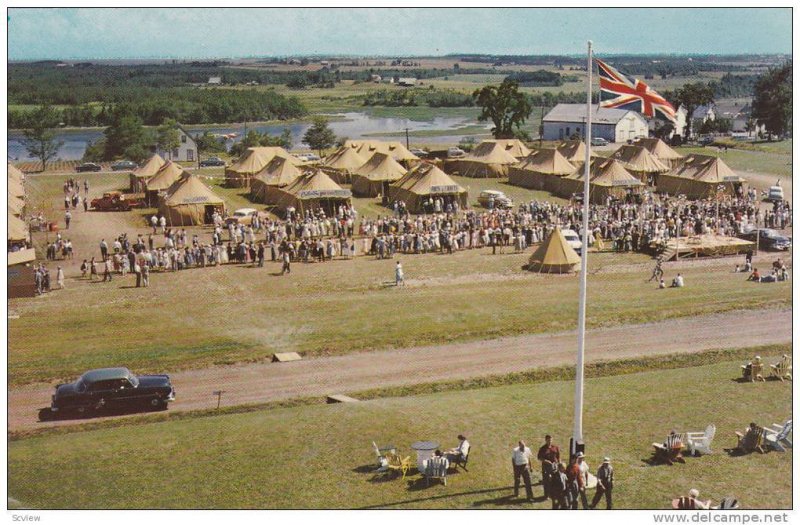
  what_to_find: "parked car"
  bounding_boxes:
[477,190,513,209]
[50,367,175,415]
[225,208,263,226]
[766,185,785,203]
[111,160,137,171]
[76,162,103,172]
[199,157,226,167]
[447,147,466,158]
[561,229,585,253]
[294,153,321,162]
[590,137,609,146]
[698,136,715,146]
[739,228,792,251]
[409,148,429,158]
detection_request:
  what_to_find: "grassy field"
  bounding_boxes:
[676,146,792,179]
[8,358,792,509]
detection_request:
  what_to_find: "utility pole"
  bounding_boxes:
[405,128,410,149]
[539,105,545,148]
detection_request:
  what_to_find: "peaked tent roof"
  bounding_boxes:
[528,228,581,270]
[633,138,684,162]
[565,158,644,187]
[464,141,520,164]
[345,140,420,162]
[282,169,350,196]
[484,139,532,158]
[515,148,577,175]
[253,156,305,187]
[228,147,299,174]
[673,154,746,183]
[7,175,25,199]
[392,162,465,195]
[354,152,408,181]
[610,145,670,173]
[8,195,24,216]
[557,141,598,164]
[145,161,185,191]
[8,163,25,183]
[132,153,167,178]
[8,213,29,242]
[322,146,368,171]
[163,173,225,206]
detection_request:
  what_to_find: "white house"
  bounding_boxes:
[208,76,222,85]
[648,105,688,139]
[156,125,198,163]
[397,77,417,87]
[542,104,649,143]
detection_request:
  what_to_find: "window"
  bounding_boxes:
[187,150,194,161]
[181,134,187,144]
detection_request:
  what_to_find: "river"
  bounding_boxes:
[7,112,486,161]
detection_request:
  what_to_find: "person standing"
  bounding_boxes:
[512,440,534,501]
[56,266,65,289]
[142,263,150,287]
[551,462,569,509]
[64,210,71,229]
[281,249,291,275]
[395,261,405,287]
[103,258,113,282]
[537,435,561,499]
[99,239,108,261]
[591,457,614,510]
[566,454,587,509]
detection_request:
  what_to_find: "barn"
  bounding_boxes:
[542,104,649,143]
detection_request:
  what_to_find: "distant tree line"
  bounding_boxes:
[505,70,578,86]
[361,88,474,108]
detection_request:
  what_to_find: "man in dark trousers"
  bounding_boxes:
[537,435,561,498]
[591,457,614,509]
[511,440,534,501]
[550,462,569,509]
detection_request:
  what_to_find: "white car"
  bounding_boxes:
[767,185,784,202]
[226,208,259,226]
[561,229,584,253]
[478,190,513,209]
[590,137,609,146]
[448,147,466,158]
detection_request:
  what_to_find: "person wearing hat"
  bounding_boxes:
[590,457,614,509]
[446,434,470,468]
[511,440,534,501]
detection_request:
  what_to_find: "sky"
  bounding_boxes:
[7,7,793,60]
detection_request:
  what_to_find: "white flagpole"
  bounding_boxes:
[572,40,593,455]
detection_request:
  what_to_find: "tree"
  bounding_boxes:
[194,131,227,156]
[103,106,152,162]
[22,105,64,171]
[670,82,714,140]
[752,64,792,140]
[156,118,181,158]
[473,79,532,139]
[303,117,336,157]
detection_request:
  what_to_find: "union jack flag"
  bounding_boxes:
[596,59,677,122]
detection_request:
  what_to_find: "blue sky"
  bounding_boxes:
[8,8,792,60]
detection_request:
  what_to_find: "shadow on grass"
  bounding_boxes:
[38,404,165,423]
[356,485,514,509]
[472,493,549,507]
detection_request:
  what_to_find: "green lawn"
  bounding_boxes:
[676,146,792,179]
[8,358,792,509]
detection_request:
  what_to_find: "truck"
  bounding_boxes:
[91,191,145,211]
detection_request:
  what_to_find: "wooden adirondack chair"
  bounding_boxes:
[735,425,767,454]
[741,359,765,382]
[385,452,412,479]
[424,456,449,486]
[770,355,792,381]
[765,420,793,452]
[653,432,686,464]
[686,424,716,456]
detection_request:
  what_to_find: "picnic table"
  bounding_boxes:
[411,441,439,472]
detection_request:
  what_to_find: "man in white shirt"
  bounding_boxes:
[512,440,534,501]
[446,435,470,467]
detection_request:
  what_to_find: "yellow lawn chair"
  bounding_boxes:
[770,355,792,381]
[385,452,413,479]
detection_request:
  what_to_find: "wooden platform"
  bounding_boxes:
[272,352,302,363]
[326,394,360,404]
[657,234,755,261]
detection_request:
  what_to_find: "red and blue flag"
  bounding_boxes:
[596,59,677,122]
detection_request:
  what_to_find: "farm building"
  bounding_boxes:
[225,147,301,188]
[527,228,581,274]
[158,173,226,226]
[656,154,747,200]
[250,157,306,204]
[388,163,467,214]
[556,158,644,204]
[272,170,352,217]
[450,140,519,178]
[129,153,166,192]
[508,148,576,191]
[351,152,407,198]
[609,145,670,185]
[543,104,648,143]
[155,125,198,164]
[320,146,367,184]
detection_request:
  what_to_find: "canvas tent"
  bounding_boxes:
[656,154,747,200]
[556,140,598,166]
[451,140,519,178]
[272,170,352,216]
[320,146,367,184]
[527,228,581,274]
[8,212,30,245]
[344,140,420,165]
[508,148,576,191]
[351,152,408,197]
[144,161,185,204]
[388,162,468,214]
[557,158,644,204]
[8,163,25,184]
[158,173,225,226]
[250,157,306,204]
[8,173,25,200]
[8,195,24,217]
[484,139,532,159]
[129,153,166,192]
[633,138,685,169]
[225,147,300,188]
[609,145,670,185]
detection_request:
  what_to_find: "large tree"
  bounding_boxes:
[752,63,792,140]
[22,105,64,172]
[103,106,152,161]
[473,79,532,139]
[670,82,714,140]
[156,118,181,157]
[303,117,336,157]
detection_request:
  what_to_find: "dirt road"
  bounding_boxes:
[9,308,791,432]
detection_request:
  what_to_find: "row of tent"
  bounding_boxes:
[8,163,29,246]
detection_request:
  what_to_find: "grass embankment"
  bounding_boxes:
[9,242,790,386]
[676,146,791,179]
[8,357,792,509]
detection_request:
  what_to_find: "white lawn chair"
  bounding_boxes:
[373,441,389,472]
[686,424,716,455]
[765,420,793,452]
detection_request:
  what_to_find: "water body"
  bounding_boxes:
[7,112,485,161]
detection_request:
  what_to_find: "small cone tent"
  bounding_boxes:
[8,212,30,244]
[485,139,532,159]
[609,145,670,184]
[8,195,25,217]
[388,162,468,213]
[320,146,367,184]
[527,228,581,274]
[158,172,225,226]
[225,147,300,188]
[453,140,520,178]
[557,158,644,204]
[144,161,184,205]
[508,148,576,191]
[250,157,306,204]
[634,138,685,169]
[657,154,747,200]
[272,169,352,216]
[351,152,408,197]
[130,153,166,192]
